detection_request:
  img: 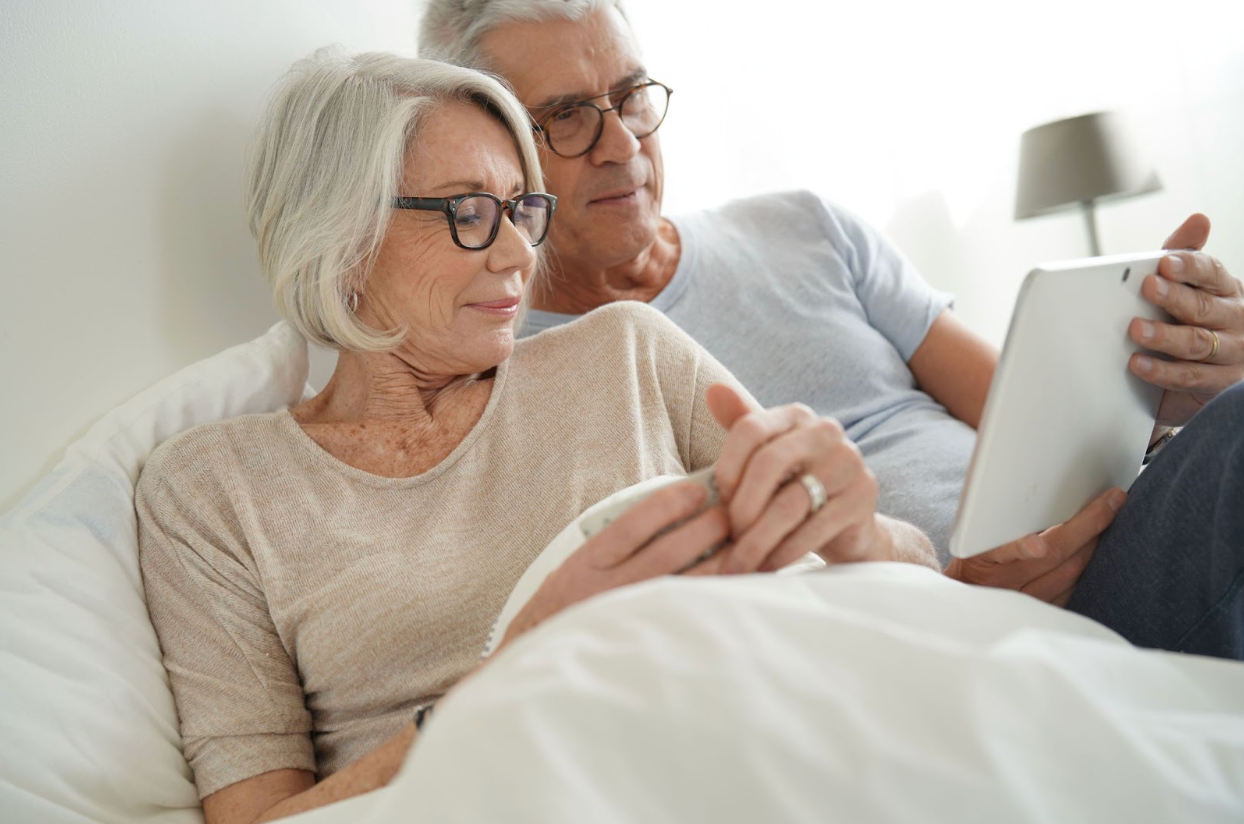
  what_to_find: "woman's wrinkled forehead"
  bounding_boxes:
[402,100,527,197]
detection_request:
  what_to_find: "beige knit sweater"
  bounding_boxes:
[137,302,743,798]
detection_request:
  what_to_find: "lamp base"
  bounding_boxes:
[1081,200,1102,257]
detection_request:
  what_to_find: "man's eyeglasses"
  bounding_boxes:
[390,192,557,250]
[533,80,672,158]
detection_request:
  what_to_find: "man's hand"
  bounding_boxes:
[1130,214,1244,426]
[944,487,1126,606]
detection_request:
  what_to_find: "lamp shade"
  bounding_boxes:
[1014,111,1162,220]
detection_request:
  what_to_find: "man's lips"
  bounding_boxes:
[588,185,643,205]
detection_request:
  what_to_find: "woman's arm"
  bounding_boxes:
[202,723,417,824]
[906,310,999,430]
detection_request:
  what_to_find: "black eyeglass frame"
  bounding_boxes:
[390,191,558,250]
[532,80,673,159]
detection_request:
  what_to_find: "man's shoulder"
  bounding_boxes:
[685,188,837,223]
[676,189,865,246]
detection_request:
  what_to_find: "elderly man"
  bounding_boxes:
[418,0,1244,656]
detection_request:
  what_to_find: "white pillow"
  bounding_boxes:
[0,322,310,824]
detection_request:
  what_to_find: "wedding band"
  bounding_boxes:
[1203,330,1220,363]
[798,473,827,515]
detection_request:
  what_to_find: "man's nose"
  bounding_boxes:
[588,108,641,164]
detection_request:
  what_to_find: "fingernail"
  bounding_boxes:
[1153,276,1169,298]
[1163,255,1183,274]
[1138,320,1155,341]
[1135,355,1153,373]
[1108,489,1126,512]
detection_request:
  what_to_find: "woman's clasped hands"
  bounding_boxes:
[503,383,907,647]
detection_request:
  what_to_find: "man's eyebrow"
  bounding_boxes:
[531,68,650,111]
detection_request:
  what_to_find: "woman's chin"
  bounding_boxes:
[456,330,517,375]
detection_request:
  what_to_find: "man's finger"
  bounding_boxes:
[1161,213,1210,252]
[1038,487,1126,558]
[1129,318,1233,364]
[1020,540,1096,604]
[1129,353,1226,395]
[1155,252,1238,298]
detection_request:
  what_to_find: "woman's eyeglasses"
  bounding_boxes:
[533,81,672,158]
[391,191,557,250]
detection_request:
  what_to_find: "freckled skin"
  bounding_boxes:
[289,102,537,477]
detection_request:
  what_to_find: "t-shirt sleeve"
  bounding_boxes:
[817,197,954,362]
[137,437,314,799]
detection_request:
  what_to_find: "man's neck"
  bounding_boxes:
[532,219,681,315]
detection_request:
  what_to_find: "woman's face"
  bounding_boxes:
[362,101,537,378]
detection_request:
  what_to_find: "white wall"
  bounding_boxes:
[1,0,415,510]
[3,0,1243,511]
[636,0,1244,344]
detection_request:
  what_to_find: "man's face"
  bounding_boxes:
[479,7,665,272]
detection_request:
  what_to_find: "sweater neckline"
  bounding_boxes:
[277,357,510,488]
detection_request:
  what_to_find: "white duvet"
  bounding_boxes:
[301,563,1244,824]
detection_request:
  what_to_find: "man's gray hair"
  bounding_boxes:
[417,0,627,69]
[247,47,543,352]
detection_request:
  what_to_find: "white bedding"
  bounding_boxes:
[4,323,1243,824]
[377,564,1244,823]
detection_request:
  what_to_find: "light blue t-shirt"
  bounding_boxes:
[521,190,976,565]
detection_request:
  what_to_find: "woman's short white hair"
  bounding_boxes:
[417,0,627,69]
[247,47,543,352]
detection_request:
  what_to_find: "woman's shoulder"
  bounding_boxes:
[521,300,696,357]
[138,411,293,499]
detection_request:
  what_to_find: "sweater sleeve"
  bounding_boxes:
[136,433,315,799]
[619,301,758,472]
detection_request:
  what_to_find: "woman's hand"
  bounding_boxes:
[499,481,731,648]
[703,384,927,573]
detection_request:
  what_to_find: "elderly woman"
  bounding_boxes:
[136,50,936,824]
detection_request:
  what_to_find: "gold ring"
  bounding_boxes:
[1203,330,1220,363]
[798,473,827,515]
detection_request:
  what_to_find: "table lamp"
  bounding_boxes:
[1014,111,1162,256]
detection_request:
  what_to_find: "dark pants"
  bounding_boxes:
[1068,381,1244,660]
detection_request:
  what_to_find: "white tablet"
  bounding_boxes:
[948,251,1169,559]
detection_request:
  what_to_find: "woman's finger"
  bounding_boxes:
[757,480,878,571]
[587,481,708,568]
[727,417,850,534]
[720,476,817,573]
[713,403,818,504]
[618,504,732,583]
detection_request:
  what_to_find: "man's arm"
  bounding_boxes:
[906,310,998,429]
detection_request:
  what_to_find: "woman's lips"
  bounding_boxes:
[467,297,521,317]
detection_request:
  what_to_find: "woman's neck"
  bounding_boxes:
[290,349,497,478]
